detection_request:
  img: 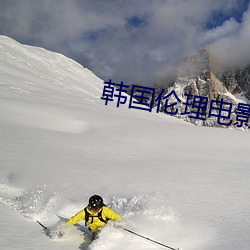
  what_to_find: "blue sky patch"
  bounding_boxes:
[206,0,249,29]
[126,15,147,28]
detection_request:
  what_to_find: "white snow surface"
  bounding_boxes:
[0,35,250,250]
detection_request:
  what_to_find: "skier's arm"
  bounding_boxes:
[67,209,85,225]
[104,207,122,222]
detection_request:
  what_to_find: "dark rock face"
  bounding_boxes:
[217,66,250,99]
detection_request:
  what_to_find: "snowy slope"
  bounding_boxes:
[0,36,250,250]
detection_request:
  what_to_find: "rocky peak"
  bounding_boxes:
[156,48,249,129]
[127,48,249,129]
[177,48,210,78]
[175,48,226,100]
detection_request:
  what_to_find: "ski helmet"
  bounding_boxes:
[89,195,104,210]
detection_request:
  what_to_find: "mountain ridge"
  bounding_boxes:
[154,48,250,129]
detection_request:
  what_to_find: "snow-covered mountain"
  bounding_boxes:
[154,49,250,129]
[0,36,250,250]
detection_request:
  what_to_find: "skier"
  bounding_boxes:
[66,194,121,239]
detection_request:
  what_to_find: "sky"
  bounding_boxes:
[0,0,249,86]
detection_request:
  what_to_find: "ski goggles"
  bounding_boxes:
[89,205,101,212]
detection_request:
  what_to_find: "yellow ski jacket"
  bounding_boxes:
[67,206,121,233]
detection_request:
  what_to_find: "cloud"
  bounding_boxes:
[0,0,249,85]
[209,4,250,69]
[200,18,240,45]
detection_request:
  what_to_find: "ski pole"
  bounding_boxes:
[122,227,180,250]
[37,220,48,231]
